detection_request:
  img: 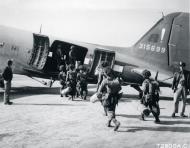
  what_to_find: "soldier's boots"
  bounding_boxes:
[112,119,120,131]
[154,117,160,124]
[171,113,176,118]
[4,101,13,105]
[106,120,111,127]
[172,113,188,118]
[180,113,188,118]
[82,90,87,100]
[139,113,145,121]
[114,121,120,131]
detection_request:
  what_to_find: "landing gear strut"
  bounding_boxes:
[130,84,143,99]
[28,76,55,88]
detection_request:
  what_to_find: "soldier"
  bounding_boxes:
[76,65,88,100]
[0,74,4,88]
[58,65,66,97]
[55,44,65,70]
[2,59,13,105]
[96,61,110,115]
[66,64,77,100]
[171,62,188,117]
[97,67,122,131]
[140,69,160,123]
[96,61,109,92]
[69,45,77,66]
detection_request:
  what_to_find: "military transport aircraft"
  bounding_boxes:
[0,12,189,93]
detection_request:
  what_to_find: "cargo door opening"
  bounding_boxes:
[28,34,49,70]
[44,40,88,72]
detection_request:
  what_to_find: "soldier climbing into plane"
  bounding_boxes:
[55,44,66,70]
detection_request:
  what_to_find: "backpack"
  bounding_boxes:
[107,78,121,95]
[143,79,159,104]
[67,71,77,81]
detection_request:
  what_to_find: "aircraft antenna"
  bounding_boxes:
[162,12,165,19]
[39,24,42,34]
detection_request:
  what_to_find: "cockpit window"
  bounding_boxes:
[148,34,159,43]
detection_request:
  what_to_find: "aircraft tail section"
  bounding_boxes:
[168,13,190,70]
[132,12,182,71]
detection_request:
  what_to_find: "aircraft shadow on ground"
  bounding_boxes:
[0,86,60,101]
[0,86,173,103]
[118,126,190,133]
[12,103,86,106]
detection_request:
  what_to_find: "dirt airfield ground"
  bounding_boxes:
[0,75,190,148]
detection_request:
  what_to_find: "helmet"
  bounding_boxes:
[59,65,65,71]
[179,61,186,67]
[7,59,13,66]
[78,65,85,70]
[70,45,75,50]
[105,67,114,77]
[57,44,62,48]
[69,64,75,70]
[101,61,109,68]
[142,69,151,78]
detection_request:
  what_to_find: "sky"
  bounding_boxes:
[0,0,189,47]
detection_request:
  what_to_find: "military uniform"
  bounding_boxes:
[96,62,109,92]
[66,66,77,100]
[141,70,160,123]
[2,63,13,105]
[98,68,122,131]
[97,68,106,92]
[58,70,66,97]
[172,68,189,117]
[77,69,88,100]
[69,46,77,66]
[0,74,4,88]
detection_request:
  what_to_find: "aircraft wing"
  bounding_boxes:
[131,68,172,87]
[23,68,59,79]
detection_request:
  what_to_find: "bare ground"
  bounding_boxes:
[0,75,189,148]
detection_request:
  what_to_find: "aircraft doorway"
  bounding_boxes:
[89,49,115,75]
[44,41,88,72]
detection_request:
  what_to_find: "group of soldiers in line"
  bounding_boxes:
[1,59,189,132]
[58,63,88,101]
[58,60,123,131]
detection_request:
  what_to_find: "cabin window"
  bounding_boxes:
[0,42,4,48]
[148,34,159,43]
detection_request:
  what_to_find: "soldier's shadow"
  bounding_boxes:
[159,120,190,125]
[117,126,190,133]
[117,114,190,121]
